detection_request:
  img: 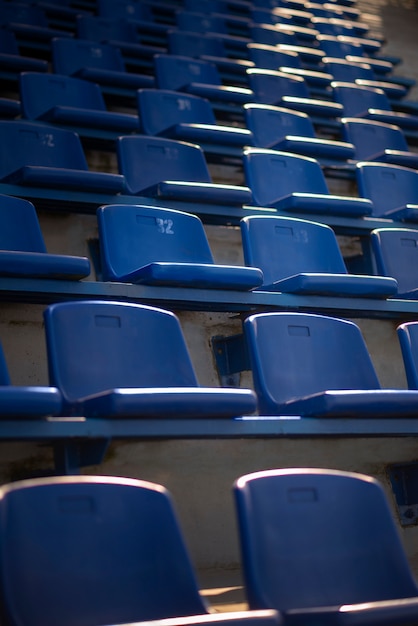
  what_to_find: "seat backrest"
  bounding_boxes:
[116,135,212,195]
[247,68,310,105]
[318,34,363,57]
[0,27,19,54]
[324,57,375,81]
[154,54,222,91]
[240,215,347,286]
[76,15,137,43]
[342,118,409,160]
[168,30,226,59]
[249,23,298,46]
[97,0,154,21]
[397,321,418,389]
[0,121,88,180]
[20,72,106,120]
[244,104,315,148]
[176,10,228,34]
[243,311,381,413]
[332,81,391,116]
[44,300,200,407]
[0,2,48,27]
[52,38,126,75]
[97,204,215,281]
[137,89,215,135]
[371,227,418,296]
[0,193,46,253]
[243,148,329,206]
[0,475,207,626]
[356,162,418,218]
[247,44,301,70]
[233,468,418,611]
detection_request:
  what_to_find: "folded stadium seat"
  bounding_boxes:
[247,43,333,95]
[356,162,418,221]
[97,204,263,289]
[0,340,61,418]
[167,31,253,80]
[52,38,155,95]
[0,194,90,280]
[0,474,282,626]
[0,1,71,45]
[249,24,327,68]
[331,82,418,138]
[249,7,320,44]
[243,148,372,216]
[305,1,362,21]
[44,300,258,417]
[397,321,418,389]
[19,72,140,138]
[371,228,418,299]
[323,57,408,100]
[0,27,48,81]
[137,89,253,150]
[310,16,383,53]
[246,68,343,132]
[174,9,251,53]
[97,0,173,40]
[234,468,418,626]
[117,134,252,205]
[76,15,166,72]
[154,54,254,106]
[341,118,418,169]
[244,103,354,166]
[243,311,418,416]
[0,121,125,194]
[317,34,409,83]
[240,214,397,297]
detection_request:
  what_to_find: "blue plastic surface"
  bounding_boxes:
[20,72,139,131]
[244,149,371,216]
[154,54,253,103]
[138,89,253,145]
[244,311,418,416]
[52,38,155,89]
[342,118,418,167]
[356,161,418,220]
[371,228,418,297]
[324,58,407,99]
[98,204,263,289]
[234,468,418,623]
[240,215,397,297]
[0,194,90,279]
[0,121,125,192]
[117,135,252,203]
[398,321,418,389]
[44,300,257,417]
[245,103,354,159]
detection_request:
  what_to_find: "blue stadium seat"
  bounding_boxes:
[244,103,354,162]
[243,149,372,216]
[97,0,172,38]
[356,162,418,221]
[247,43,332,93]
[243,311,418,416]
[398,321,418,389]
[117,135,252,204]
[318,34,397,75]
[323,57,408,100]
[175,10,249,49]
[341,118,418,168]
[234,468,418,626]
[97,204,263,289]
[154,54,253,104]
[0,194,90,280]
[246,68,343,122]
[0,340,61,418]
[0,27,48,78]
[0,121,125,193]
[0,1,71,43]
[137,89,253,146]
[52,38,155,91]
[44,300,257,417]
[332,82,418,132]
[240,215,397,296]
[20,72,140,133]
[0,474,282,626]
[371,228,418,298]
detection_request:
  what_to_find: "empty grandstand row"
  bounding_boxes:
[1,0,418,618]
